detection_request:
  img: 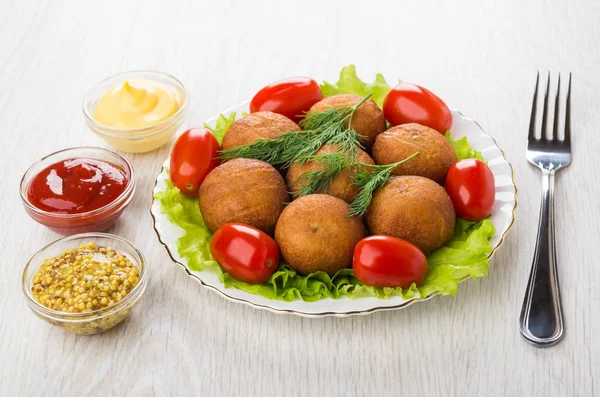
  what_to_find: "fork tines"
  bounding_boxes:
[528,71,572,146]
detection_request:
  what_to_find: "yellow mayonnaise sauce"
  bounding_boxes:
[93,79,182,130]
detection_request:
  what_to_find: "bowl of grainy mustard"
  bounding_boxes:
[22,233,147,334]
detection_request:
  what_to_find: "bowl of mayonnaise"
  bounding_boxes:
[83,71,189,153]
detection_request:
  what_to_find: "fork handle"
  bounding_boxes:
[519,169,564,346]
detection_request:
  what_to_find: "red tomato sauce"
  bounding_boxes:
[27,158,128,214]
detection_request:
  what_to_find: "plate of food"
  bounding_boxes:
[151,65,517,317]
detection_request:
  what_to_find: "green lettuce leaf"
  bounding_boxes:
[155,67,496,302]
[204,112,240,144]
[320,65,396,107]
[446,131,485,161]
[154,176,218,271]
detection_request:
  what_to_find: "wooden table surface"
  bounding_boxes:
[1,0,599,395]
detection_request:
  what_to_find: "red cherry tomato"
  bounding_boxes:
[383,83,453,133]
[210,223,280,284]
[170,128,220,196]
[353,236,428,288]
[250,77,323,123]
[445,159,495,221]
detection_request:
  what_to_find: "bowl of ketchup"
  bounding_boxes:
[20,147,135,235]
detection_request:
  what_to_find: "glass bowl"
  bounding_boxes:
[22,233,147,335]
[20,147,135,235]
[83,71,189,153]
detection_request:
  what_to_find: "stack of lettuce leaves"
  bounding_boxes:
[155,65,495,302]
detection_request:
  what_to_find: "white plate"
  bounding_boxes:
[150,103,517,317]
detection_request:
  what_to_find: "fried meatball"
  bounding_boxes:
[309,94,386,149]
[372,123,457,183]
[365,176,455,253]
[221,111,300,150]
[285,144,375,203]
[199,158,288,235]
[275,194,366,275]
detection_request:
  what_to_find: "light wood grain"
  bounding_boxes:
[1,0,599,395]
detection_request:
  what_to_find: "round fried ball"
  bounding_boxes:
[199,158,288,235]
[372,123,457,183]
[275,194,366,276]
[221,111,300,150]
[309,94,386,149]
[365,176,455,253]
[286,144,375,203]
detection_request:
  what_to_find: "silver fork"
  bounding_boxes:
[519,72,572,347]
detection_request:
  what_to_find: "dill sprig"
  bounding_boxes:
[298,107,351,130]
[285,116,346,167]
[291,152,356,197]
[327,124,364,155]
[219,108,345,164]
[218,94,372,166]
[348,152,420,217]
[218,129,306,163]
[289,150,419,217]
[318,94,371,156]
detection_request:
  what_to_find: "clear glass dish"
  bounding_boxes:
[83,70,189,153]
[20,146,135,235]
[22,233,147,334]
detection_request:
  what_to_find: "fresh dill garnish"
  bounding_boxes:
[289,150,419,217]
[348,152,420,217]
[298,107,350,130]
[218,94,372,166]
[327,125,364,155]
[291,152,355,197]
